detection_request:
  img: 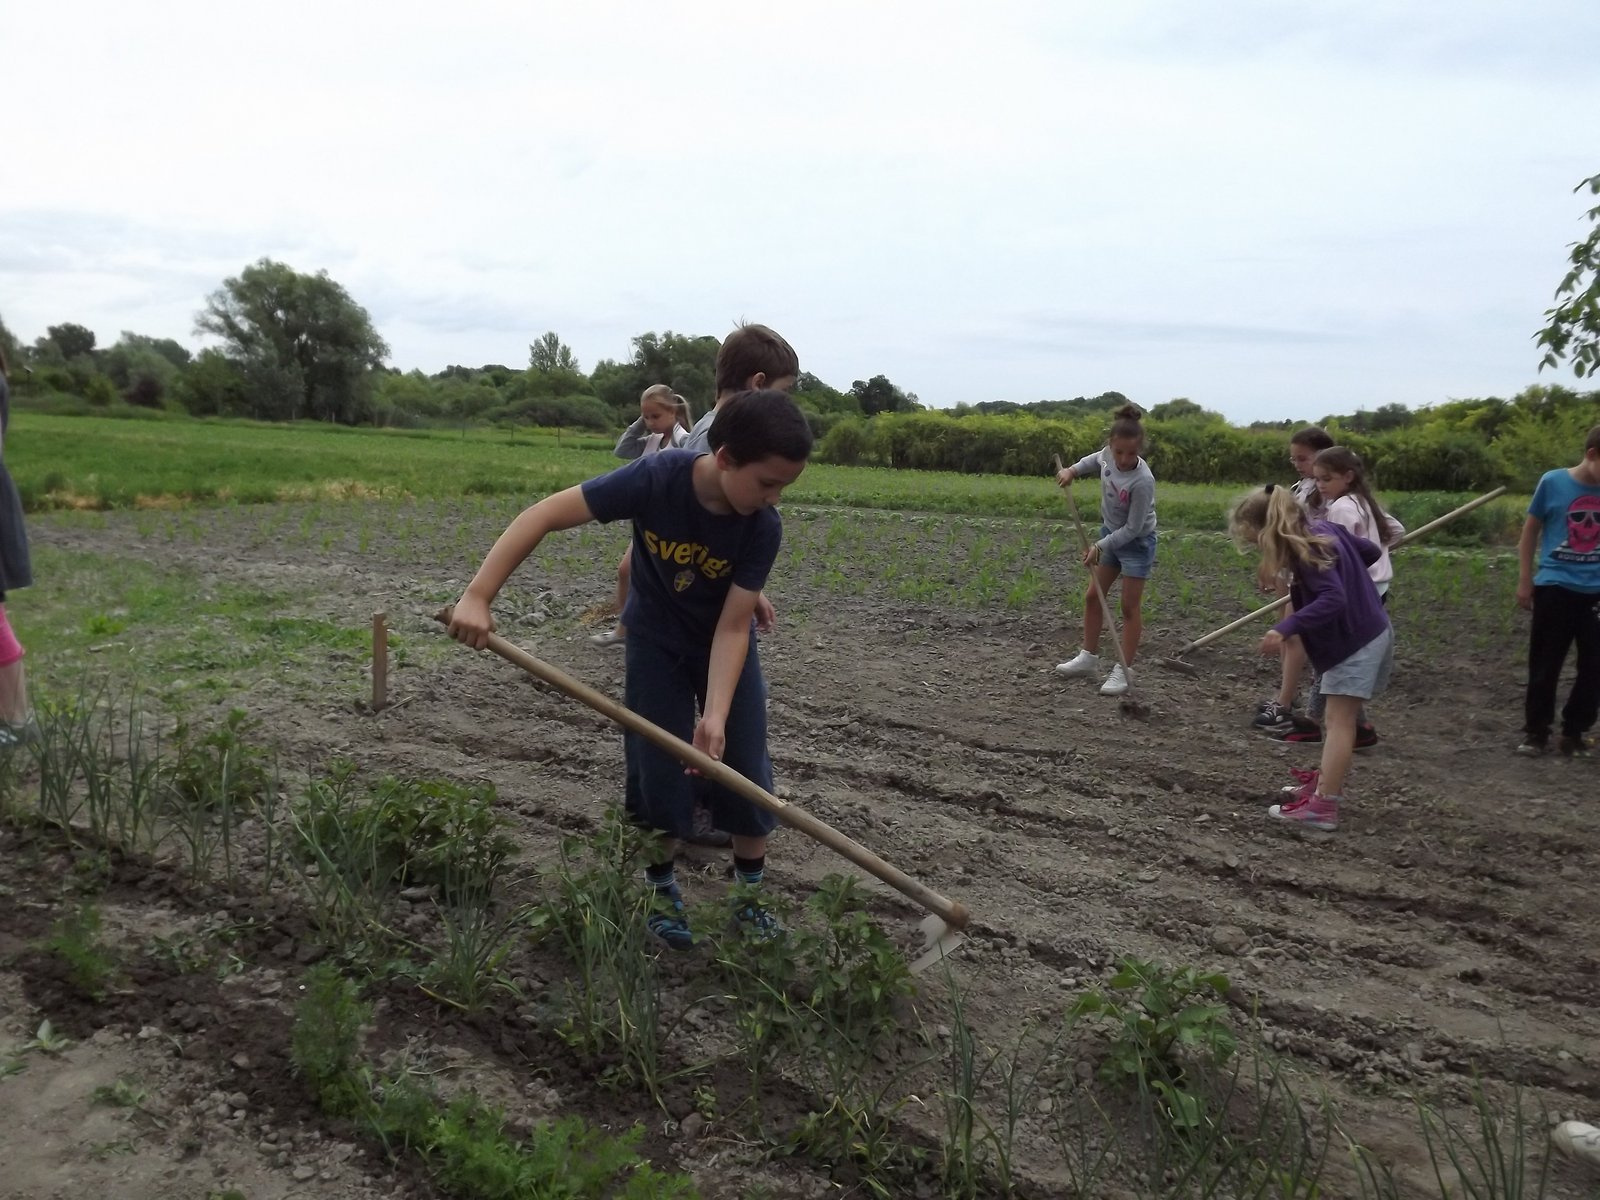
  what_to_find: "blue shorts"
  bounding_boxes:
[1099,526,1157,578]
[622,631,779,840]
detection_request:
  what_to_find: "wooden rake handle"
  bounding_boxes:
[1178,484,1510,654]
[432,608,970,931]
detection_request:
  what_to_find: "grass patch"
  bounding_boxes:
[8,413,1525,541]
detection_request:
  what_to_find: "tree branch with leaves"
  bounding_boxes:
[1536,173,1600,378]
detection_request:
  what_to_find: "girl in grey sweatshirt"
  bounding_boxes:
[1053,404,1158,697]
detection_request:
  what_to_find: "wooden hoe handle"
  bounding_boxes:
[1178,485,1510,655]
[433,608,970,931]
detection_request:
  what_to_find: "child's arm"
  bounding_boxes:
[1273,566,1348,641]
[1517,515,1540,611]
[613,417,650,461]
[1097,478,1154,553]
[449,486,596,649]
[695,585,762,761]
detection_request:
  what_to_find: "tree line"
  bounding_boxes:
[0,259,919,433]
[4,168,1600,497]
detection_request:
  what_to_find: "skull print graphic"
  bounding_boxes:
[1556,495,1600,562]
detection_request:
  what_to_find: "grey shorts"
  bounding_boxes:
[1318,625,1394,701]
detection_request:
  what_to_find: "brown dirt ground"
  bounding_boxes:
[4,499,1598,1199]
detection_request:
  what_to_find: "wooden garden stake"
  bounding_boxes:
[372,612,388,710]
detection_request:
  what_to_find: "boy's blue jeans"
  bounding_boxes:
[624,632,779,841]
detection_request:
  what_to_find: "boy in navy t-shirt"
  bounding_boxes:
[1516,423,1600,756]
[448,390,814,946]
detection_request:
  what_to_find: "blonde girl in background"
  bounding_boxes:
[590,385,694,648]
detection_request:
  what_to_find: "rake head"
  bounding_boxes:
[908,912,969,975]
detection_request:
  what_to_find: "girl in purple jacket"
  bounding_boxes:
[1230,484,1392,831]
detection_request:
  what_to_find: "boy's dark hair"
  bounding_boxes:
[1587,424,1600,456]
[708,389,814,464]
[714,323,799,396]
[1109,402,1144,442]
[1291,425,1335,452]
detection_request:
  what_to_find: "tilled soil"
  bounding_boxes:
[4,499,1597,1198]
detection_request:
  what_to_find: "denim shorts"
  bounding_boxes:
[1100,526,1157,578]
[1319,625,1394,701]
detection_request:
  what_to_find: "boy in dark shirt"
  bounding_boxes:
[448,390,814,945]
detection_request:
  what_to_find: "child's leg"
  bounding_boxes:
[623,637,701,948]
[613,547,632,636]
[1317,695,1361,796]
[1117,573,1144,666]
[1525,586,1577,739]
[1560,590,1600,739]
[1276,635,1305,709]
[1081,564,1120,653]
[0,604,28,727]
[697,638,782,934]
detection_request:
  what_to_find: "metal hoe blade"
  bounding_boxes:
[908,913,969,975]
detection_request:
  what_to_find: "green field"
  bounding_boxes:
[6,413,1526,541]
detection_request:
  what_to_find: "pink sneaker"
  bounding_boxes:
[1279,766,1320,800]
[1269,791,1339,831]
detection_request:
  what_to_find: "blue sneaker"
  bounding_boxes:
[646,886,694,951]
[731,901,784,943]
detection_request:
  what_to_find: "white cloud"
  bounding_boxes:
[5,0,1598,419]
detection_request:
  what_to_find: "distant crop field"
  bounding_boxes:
[6,413,1525,541]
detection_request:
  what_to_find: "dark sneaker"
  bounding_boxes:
[1354,724,1380,751]
[686,802,732,848]
[1252,701,1296,734]
[1558,734,1593,758]
[1280,720,1322,745]
[1516,733,1549,757]
[731,901,784,943]
[646,886,694,951]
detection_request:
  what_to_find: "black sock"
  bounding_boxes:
[733,855,764,887]
[645,861,676,892]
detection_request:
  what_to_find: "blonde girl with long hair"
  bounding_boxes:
[1229,484,1392,831]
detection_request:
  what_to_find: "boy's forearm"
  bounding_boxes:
[1518,517,1540,583]
[465,486,594,603]
[703,623,751,726]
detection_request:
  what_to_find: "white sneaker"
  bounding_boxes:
[1055,649,1100,678]
[1099,664,1131,696]
[588,629,626,648]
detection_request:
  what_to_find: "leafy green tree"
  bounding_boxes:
[529,331,579,373]
[0,312,19,367]
[196,258,389,423]
[44,322,96,361]
[172,348,252,416]
[850,374,920,416]
[1148,397,1220,422]
[102,332,192,406]
[793,371,860,416]
[589,331,719,418]
[1536,173,1600,377]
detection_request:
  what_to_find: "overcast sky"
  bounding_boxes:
[5,0,1598,421]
